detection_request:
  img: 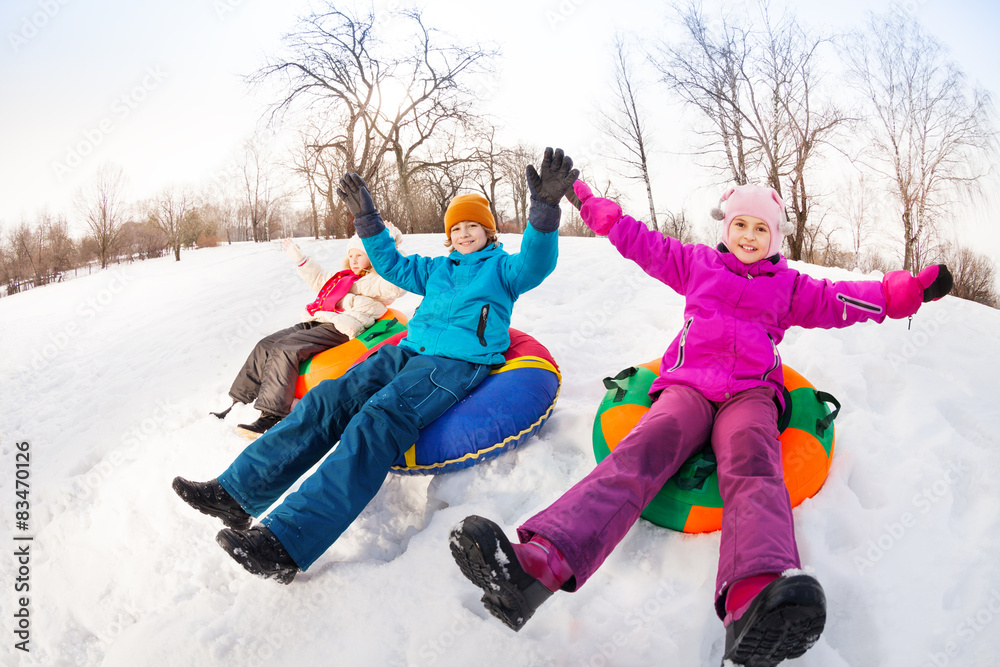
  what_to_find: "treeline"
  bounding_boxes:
[0,183,323,296]
[2,1,998,307]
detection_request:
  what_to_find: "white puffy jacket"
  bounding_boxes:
[296,224,406,337]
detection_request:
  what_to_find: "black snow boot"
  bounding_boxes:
[216,525,298,584]
[449,515,554,632]
[721,574,826,667]
[172,477,252,531]
[236,413,282,439]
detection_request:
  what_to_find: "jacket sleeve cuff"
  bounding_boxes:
[353,211,385,238]
[882,270,922,319]
[528,197,561,233]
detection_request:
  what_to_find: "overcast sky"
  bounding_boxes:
[1,0,998,261]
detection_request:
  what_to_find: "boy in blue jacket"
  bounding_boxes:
[172,148,578,583]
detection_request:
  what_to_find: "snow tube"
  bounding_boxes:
[388,329,561,475]
[592,360,839,533]
[293,309,409,398]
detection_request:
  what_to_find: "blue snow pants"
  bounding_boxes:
[217,344,491,569]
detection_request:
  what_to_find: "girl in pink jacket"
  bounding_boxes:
[450,182,952,666]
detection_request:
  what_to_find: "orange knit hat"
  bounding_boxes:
[444,193,496,237]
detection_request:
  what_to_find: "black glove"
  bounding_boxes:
[920,264,953,302]
[526,147,579,206]
[336,173,377,219]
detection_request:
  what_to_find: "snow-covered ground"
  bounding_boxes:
[2,233,999,667]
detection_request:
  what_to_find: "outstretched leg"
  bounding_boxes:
[712,387,824,666]
[451,385,715,631]
[519,384,715,588]
[251,322,349,418]
[217,345,411,517]
[261,352,490,570]
[227,324,308,406]
[712,387,799,614]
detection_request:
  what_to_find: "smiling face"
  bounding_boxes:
[347,248,372,274]
[449,221,489,255]
[727,215,772,264]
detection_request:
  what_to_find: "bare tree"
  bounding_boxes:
[599,34,659,226]
[11,223,39,288]
[288,129,323,239]
[77,163,129,269]
[654,3,755,185]
[42,214,76,278]
[653,2,848,259]
[834,174,877,269]
[0,229,18,295]
[291,110,361,239]
[239,137,281,243]
[470,126,507,226]
[799,213,839,265]
[760,10,848,260]
[119,220,169,262]
[252,5,496,232]
[501,144,535,232]
[381,13,496,230]
[661,210,697,244]
[148,186,194,261]
[844,9,998,270]
[945,246,999,308]
[423,155,472,223]
[2,214,80,294]
[204,195,247,243]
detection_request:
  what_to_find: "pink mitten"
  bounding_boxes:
[883,264,953,319]
[574,180,622,236]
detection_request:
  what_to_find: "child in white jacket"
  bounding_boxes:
[215,224,405,437]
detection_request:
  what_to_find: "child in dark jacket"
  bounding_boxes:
[173,148,578,584]
[450,181,952,666]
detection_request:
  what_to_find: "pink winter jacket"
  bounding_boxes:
[609,215,888,410]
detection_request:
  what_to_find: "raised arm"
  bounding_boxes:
[337,173,433,295]
[782,264,953,329]
[502,147,578,292]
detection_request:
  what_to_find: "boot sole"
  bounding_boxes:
[723,576,826,666]
[449,516,548,632]
[235,426,264,440]
[216,529,296,585]
[171,477,252,531]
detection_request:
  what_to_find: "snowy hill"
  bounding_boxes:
[2,234,999,667]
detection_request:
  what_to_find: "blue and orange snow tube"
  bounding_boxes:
[389,329,561,475]
[593,360,839,532]
[293,309,409,398]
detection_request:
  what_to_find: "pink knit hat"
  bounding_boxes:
[712,185,792,258]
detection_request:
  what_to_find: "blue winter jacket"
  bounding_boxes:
[359,221,558,365]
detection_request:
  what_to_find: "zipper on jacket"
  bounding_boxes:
[761,333,780,382]
[836,293,883,321]
[666,318,694,372]
[476,304,490,346]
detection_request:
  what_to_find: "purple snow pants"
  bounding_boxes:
[518,384,800,620]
